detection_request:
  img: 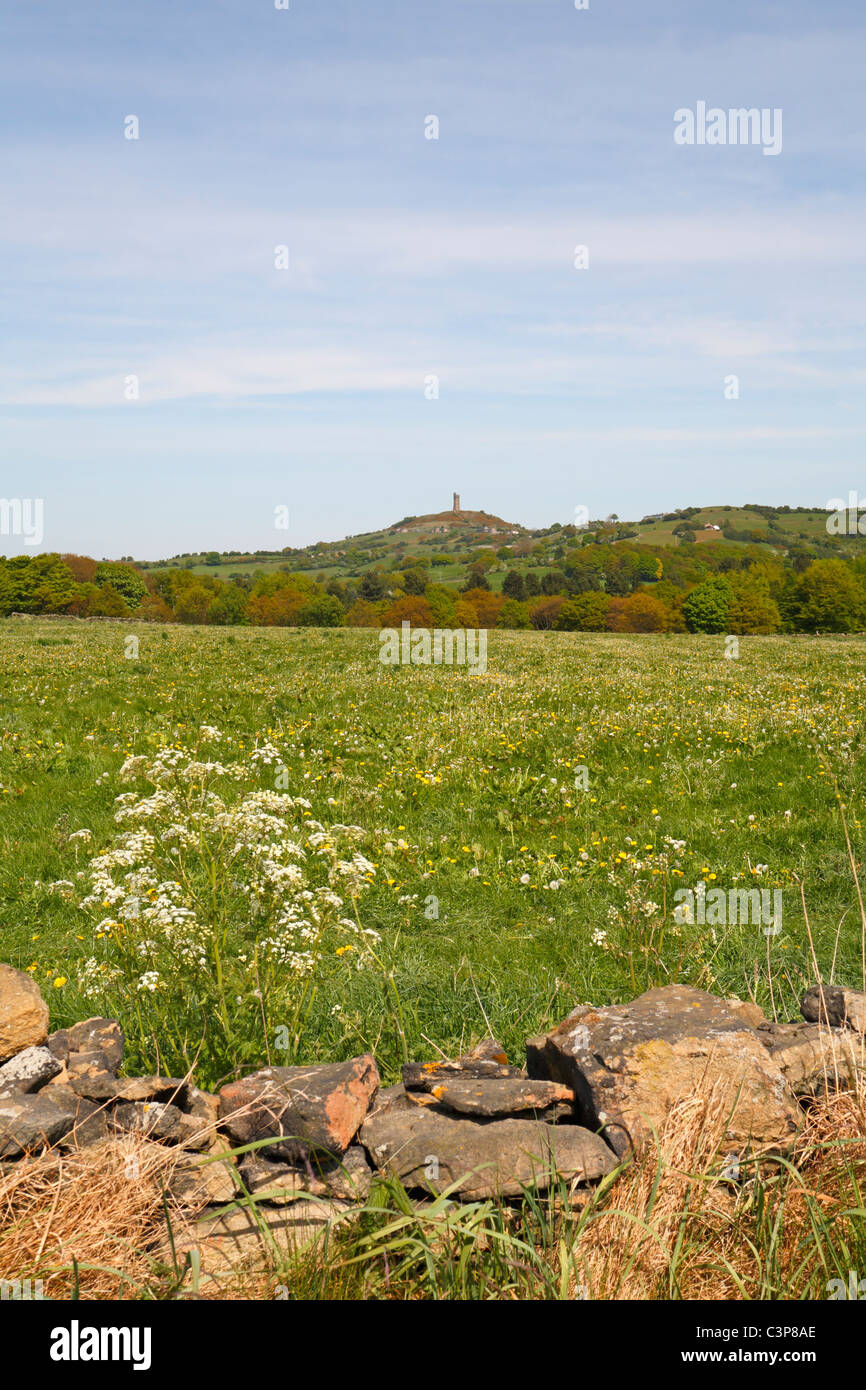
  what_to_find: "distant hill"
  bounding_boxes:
[388,507,523,536]
[141,501,860,583]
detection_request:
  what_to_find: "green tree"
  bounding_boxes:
[400,567,429,595]
[172,582,213,624]
[502,569,526,601]
[297,594,344,627]
[208,583,249,625]
[555,592,610,631]
[424,583,458,627]
[462,562,490,592]
[88,583,131,618]
[728,573,781,634]
[496,598,531,629]
[682,577,733,633]
[541,569,567,596]
[359,569,387,602]
[94,562,147,610]
[794,560,866,632]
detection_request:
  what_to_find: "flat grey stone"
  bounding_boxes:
[0,1090,77,1157]
[360,1107,616,1200]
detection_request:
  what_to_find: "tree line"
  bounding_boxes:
[2,542,866,634]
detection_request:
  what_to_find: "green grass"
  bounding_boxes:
[633,505,865,554]
[2,621,865,1090]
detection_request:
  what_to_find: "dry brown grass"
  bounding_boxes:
[574,1086,749,1300]
[0,1135,197,1300]
[573,1073,866,1301]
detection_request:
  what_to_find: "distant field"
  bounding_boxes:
[634,506,848,552]
[2,620,864,1090]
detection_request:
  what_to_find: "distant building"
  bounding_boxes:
[453,493,461,513]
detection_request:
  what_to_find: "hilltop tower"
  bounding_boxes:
[453,492,460,513]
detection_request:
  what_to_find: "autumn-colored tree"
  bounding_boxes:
[345,599,383,627]
[246,589,303,626]
[529,597,565,629]
[461,586,504,627]
[454,597,480,627]
[383,594,435,627]
[606,592,671,632]
[138,592,174,623]
[61,554,98,583]
[246,571,317,626]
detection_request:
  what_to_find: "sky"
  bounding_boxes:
[1,0,865,558]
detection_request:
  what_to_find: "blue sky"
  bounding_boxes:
[2,0,864,557]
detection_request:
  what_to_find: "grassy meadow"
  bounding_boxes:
[2,619,864,1093]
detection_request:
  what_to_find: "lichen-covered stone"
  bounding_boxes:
[402,1058,523,1091]
[0,1045,62,1097]
[111,1100,184,1141]
[426,1077,576,1119]
[527,984,801,1159]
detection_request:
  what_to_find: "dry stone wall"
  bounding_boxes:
[2,967,865,1270]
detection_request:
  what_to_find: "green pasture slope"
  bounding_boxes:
[1,619,864,1089]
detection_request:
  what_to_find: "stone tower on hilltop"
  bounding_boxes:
[453,492,461,513]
